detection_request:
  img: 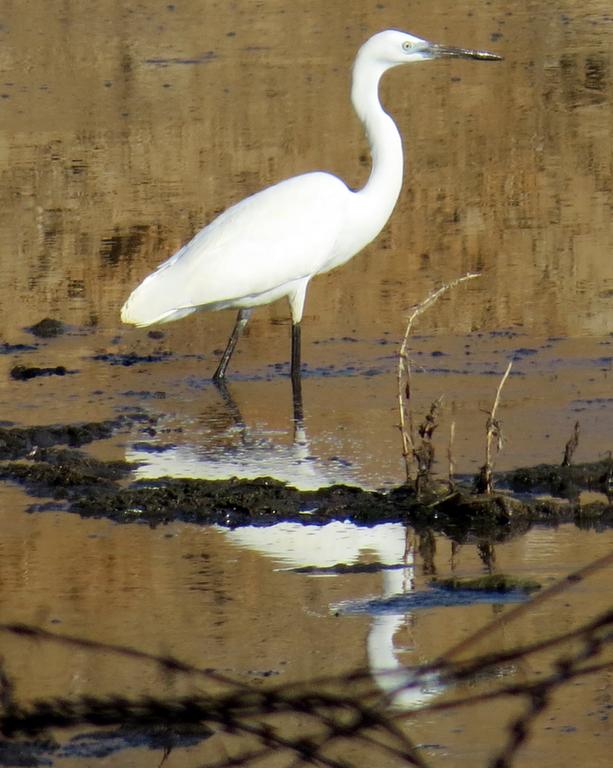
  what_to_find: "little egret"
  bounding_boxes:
[121,30,501,392]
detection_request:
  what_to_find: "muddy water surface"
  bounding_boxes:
[0,0,612,766]
[0,482,611,767]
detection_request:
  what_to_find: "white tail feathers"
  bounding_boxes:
[120,269,196,327]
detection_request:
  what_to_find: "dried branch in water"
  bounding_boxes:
[414,397,443,495]
[397,273,480,486]
[448,419,456,490]
[561,420,580,467]
[475,360,513,494]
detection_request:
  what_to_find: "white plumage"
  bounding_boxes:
[121,173,349,327]
[121,30,501,384]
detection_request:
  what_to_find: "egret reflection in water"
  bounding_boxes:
[127,422,356,491]
[222,521,444,709]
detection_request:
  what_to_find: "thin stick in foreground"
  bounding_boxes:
[397,273,480,485]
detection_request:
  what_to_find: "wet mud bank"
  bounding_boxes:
[0,415,156,458]
[0,419,611,537]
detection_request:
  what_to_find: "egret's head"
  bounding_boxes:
[358,29,502,69]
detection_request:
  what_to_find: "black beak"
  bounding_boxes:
[427,44,502,61]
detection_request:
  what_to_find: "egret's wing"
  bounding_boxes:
[122,173,350,326]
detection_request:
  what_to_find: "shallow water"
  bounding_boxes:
[0,482,611,766]
[0,0,611,765]
[0,0,611,482]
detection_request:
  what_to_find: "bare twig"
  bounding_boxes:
[448,419,456,490]
[561,420,580,466]
[398,273,480,484]
[414,396,443,495]
[475,360,513,494]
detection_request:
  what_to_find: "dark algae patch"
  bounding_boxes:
[349,574,544,614]
[27,317,68,338]
[0,415,156,459]
[1,448,132,495]
[10,364,69,380]
[92,352,172,366]
[498,461,613,500]
[0,419,611,534]
[0,724,212,765]
[432,574,542,593]
[337,577,540,615]
[0,342,38,354]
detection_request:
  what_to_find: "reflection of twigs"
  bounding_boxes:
[0,656,14,712]
[477,541,496,573]
[475,360,513,494]
[398,273,480,485]
[418,529,437,575]
[605,451,613,502]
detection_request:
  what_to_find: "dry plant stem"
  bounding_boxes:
[397,272,480,483]
[561,420,580,466]
[448,419,456,489]
[478,360,513,494]
[414,397,443,495]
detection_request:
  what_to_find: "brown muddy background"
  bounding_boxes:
[0,0,611,482]
[0,1,611,766]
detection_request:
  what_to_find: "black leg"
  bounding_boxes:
[291,322,303,422]
[291,322,301,383]
[213,308,251,381]
[292,375,303,423]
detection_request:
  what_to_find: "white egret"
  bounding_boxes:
[121,30,501,389]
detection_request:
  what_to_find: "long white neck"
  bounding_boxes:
[350,53,404,244]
